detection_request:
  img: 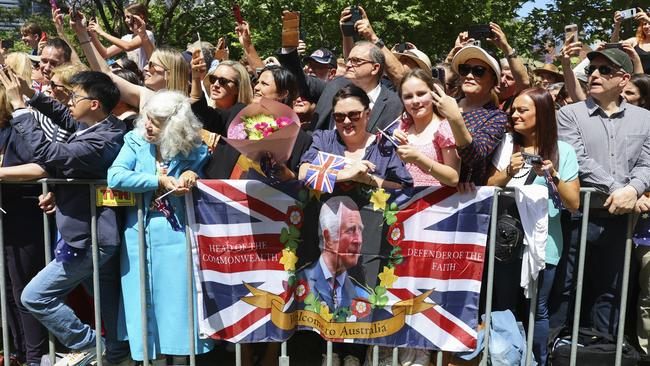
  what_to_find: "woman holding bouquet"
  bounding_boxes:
[190,51,311,180]
[298,85,412,188]
[107,90,214,363]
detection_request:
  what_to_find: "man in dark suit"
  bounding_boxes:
[302,196,369,311]
[311,41,403,133]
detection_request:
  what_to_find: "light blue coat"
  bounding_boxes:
[107,131,213,360]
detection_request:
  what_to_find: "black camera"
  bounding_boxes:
[522,152,543,165]
[341,4,362,38]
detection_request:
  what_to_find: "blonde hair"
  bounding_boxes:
[52,62,90,90]
[0,52,33,124]
[215,60,253,104]
[5,52,32,81]
[152,48,189,95]
[135,90,203,161]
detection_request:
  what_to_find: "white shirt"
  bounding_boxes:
[319,256,347,307]
[366,83,382,110]
[121,30,155,70]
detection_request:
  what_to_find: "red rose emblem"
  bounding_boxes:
[351,299,371,319]
[387,222,404,246]
[294,280,309,302]
[286,206,303,228]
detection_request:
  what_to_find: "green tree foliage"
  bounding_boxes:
[8,0,648,66]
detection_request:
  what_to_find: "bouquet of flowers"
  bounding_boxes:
[224,98,300,164]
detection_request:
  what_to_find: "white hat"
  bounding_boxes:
[393,49,432,73]
[451,45,500,81]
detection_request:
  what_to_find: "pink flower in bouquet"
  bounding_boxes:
[276,116,293,129]
[255,122,269,131]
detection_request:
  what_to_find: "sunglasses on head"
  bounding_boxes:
[458,64,488,77]
[208,75,238,87]
[584,64,621,76]
[332,110,365,124]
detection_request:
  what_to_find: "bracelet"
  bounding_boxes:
[79,39,91,45]
[427,162,434,174]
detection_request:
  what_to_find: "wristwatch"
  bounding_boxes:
[506,48,518,59]
[374,38,385,49]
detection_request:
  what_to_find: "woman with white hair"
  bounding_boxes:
[107,90,213,363]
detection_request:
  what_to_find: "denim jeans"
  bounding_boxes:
[533,265,555,366]
[21,244,130,363]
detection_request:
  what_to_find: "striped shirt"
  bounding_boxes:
[30,108,73,143]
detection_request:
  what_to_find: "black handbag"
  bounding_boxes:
[548,327,640,366]
[494,169,536,262]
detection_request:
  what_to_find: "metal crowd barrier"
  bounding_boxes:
[0,182,637,366]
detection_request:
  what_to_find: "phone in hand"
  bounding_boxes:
[468,24,494,40]
[1,39,14,50]
[620,8,637,20]
[431,66,445,84]
[40,32,47,42]
[564,24,578,43]
[522,152,543,165]
[603,42,623,50]
[232,3,244,24]
[395,42,407,53]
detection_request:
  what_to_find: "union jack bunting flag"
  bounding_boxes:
[186,180,495,352]
[304,151,346,193]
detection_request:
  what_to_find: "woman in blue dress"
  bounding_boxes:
[107,90,213,363]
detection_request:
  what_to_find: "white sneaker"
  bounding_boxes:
[343,355,361,366]
[321,353,340,366]
[54,344,101,366]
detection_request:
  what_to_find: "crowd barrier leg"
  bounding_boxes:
[480,189,500,366]
[569,191,591,366]
[615,214,636,366]
[278,341,289,366]
[41,183,56,364]
[525,278,538,366]
[184,225,196,366]
[371,345,378,366]
[435,350,443,366]
[391,346,397,365]
[234,343,241,366]
[326,340,333,366]
[89,185,103,366]
[137,194,150,366]
[0,188,9,366]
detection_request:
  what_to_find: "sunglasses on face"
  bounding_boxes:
[332,110,365,124]
[458,64,488,78]
[49,80,69,91]
[208,75,238,87]
[585,64,621,76]
[146,60,167,72]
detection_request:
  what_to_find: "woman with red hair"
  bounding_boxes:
[613,7,650,73]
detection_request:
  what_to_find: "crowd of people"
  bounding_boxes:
[2,3,650,366]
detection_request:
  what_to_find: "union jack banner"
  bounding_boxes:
[304,151,346,193]
[186,180,495,351]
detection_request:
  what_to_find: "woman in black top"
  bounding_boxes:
[613,8,650,73]
[190,53,312,180]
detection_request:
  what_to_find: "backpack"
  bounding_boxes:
[548,327,640,366]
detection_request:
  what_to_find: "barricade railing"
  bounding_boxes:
[0,182,636,366]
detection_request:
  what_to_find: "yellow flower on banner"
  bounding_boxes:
[279,249,298,271]
[320,303,333,322]
[370,188,390,211]
[378,266,398,288]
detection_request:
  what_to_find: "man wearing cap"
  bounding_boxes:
[304,48,337,81]
[555,48,650,335]
[533,64,564,89]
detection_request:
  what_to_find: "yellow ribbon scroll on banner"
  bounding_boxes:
[241,283,435,339]
[96,186,136,207]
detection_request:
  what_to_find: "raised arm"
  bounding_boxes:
[489,22,529,93]
[87,19,144,56]
[611,11,623,43]
[354,6,405,86]
[52,8,80,63]
[236,21,264,70]
[339,7,355,59]
[560,41,587,102]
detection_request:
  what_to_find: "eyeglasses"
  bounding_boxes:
[69,92,95,105]
[332,110,366,124]
[208,75,238,87]
[584,64,621,76]
[346,57,373,67]
[458,64,488,78]
[146,60,167,72]
[50,80,69,91]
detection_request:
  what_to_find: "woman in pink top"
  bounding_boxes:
[393,69,461,186]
